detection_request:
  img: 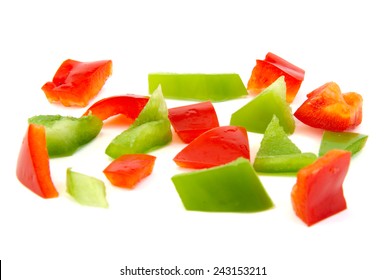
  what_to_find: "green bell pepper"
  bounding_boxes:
[28,115,103,158]
[66,168,108,208]
[253,115,317,173]
[105,85,172,158]
[148,73,248,102]
[172,158,274,213]
[230,76,295,134]
[319,131,368,156]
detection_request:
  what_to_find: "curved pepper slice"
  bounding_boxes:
[28,115,103,158]
[172,157,274,213]
[291,150,351,226]
[294,82,363,131]
[173,126,250,169]
[42,59,113,107]
[105,85,172,159]
[103,154,156,189]
[148,73,248,101]
[247,52,305,103]
[83,94,149,122]
[16,124,58,198]
[168,101,219,143]
[319,131,368,157]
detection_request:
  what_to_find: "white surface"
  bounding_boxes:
[1,1,385,279]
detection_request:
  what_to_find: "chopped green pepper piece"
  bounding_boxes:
[319,131,368,156]
[66,168,108,208]
[28,115,103,158]
[230,76,295,134]
[253,115,317,173]
[148,73,248,102]
[105,85,172,159]
[172,158,274,213]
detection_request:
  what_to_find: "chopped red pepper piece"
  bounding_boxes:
[42,59,113,107]
[168,101,219,143]
[247,52,305,103]
[173,126,250,169]
[103,154,156,189]
[294,82,363,131]
[16,124,58,198]
[291,149,351,226]
[83,94,149,122]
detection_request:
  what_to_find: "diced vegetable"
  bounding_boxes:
[168,101,219,143]
[230,76,295,134]
[173,126,250,169]
[16,124,58,198]
[103,154,156,189]
[105,85,172,158]
[66,168,108,208]
[28,115,103,158]
[42,59,112,107]
[253,115,317,173]
[148,73,248,101]
[319,131,368,156]
[172,158,274,212]
[294,82,363,131]
[291,150,351,226]
[247,52,305,103]
[83,94,149,122]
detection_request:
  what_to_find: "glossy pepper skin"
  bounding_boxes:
[231,76,295,134]
[247,52,305,103]
[83,94,149,122]
[173,126,250,169]
[148,73,248,102]
[168,101,219,143]
[103,154,156,189]
[319,131,368,156]
[172,158,274,213]
[105,85,172,159]
[291,150,351,226]
[294,82,363,131]
[42,59,112,107]
[16,124,58,198]
[28,115,103,158]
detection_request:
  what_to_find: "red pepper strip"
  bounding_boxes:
[291,150,351,226]
[294,82,363,131]
[83,94,149,122]
[103,154,156,189]
[173,126,250,169]
[168,101,219,143]
[247,52,305,103]
[42,59,113,107]
[16,124,58,198]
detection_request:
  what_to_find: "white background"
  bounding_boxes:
[1,1,385,279]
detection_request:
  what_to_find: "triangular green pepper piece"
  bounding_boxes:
[253,115,316,173]
[230,76,295,134]
[319,131,368,156]
[172,158,274,213]
[105,85,172,159]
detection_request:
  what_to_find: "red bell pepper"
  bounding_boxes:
[42,59,113,107]
[103,154,156,189]
[291,149,351,226]
[16,124,58,198]
[294,82,363,131]
[247,52,305,103]
[168,101,219,143]
[83,94,149,122]
[173,126,250,169]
